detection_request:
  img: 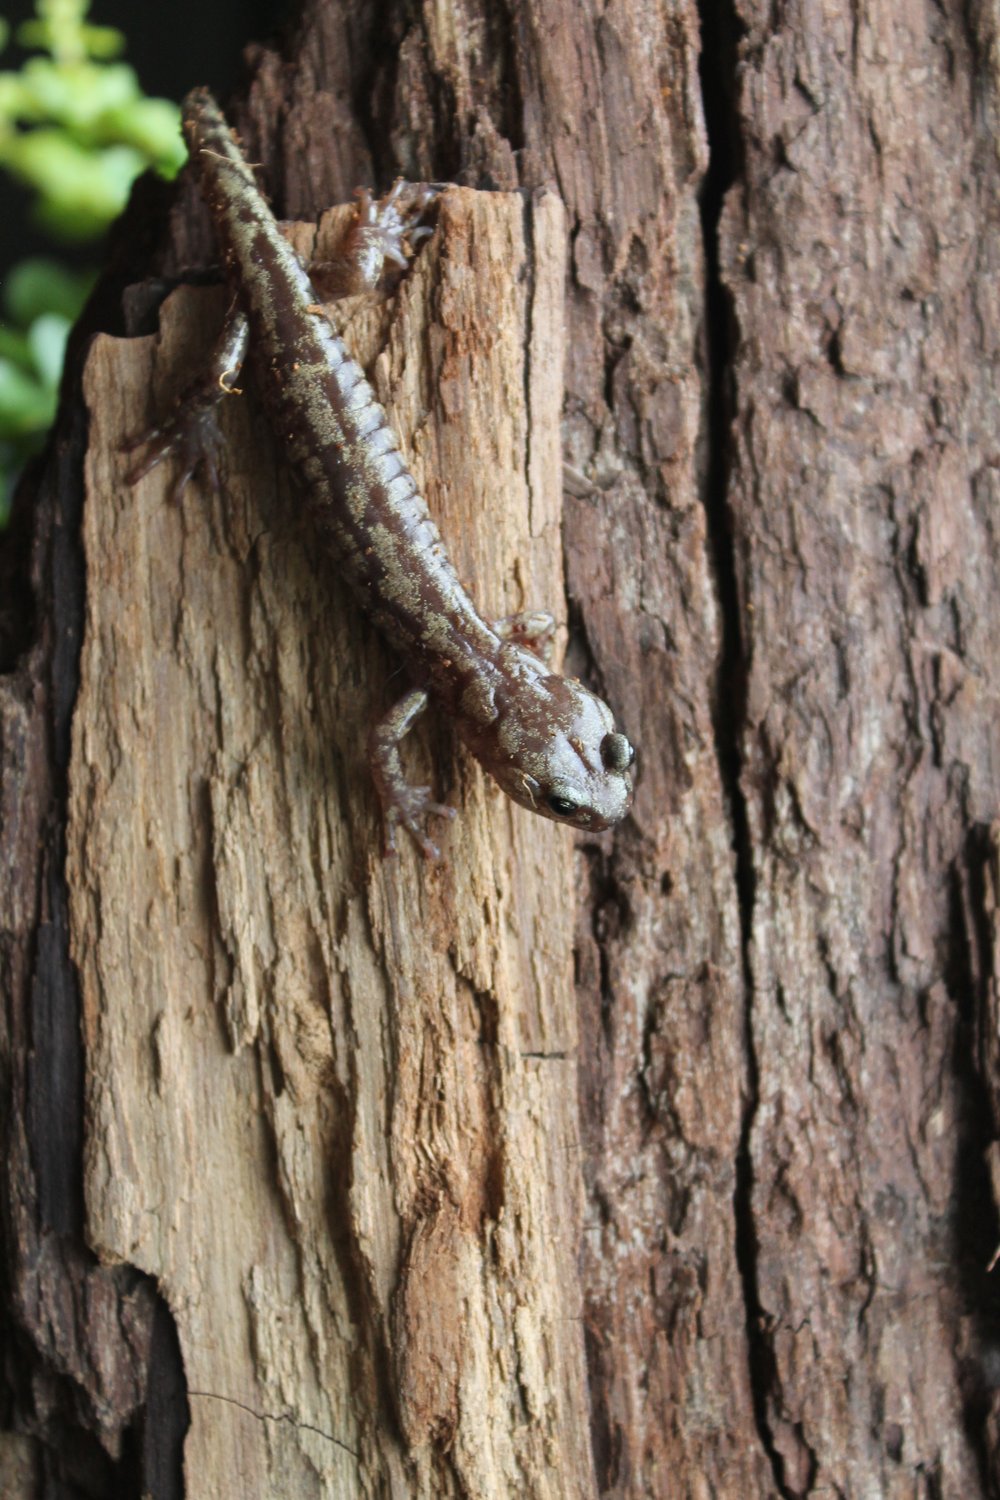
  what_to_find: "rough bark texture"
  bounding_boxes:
[2,0,1000,1496]
[718,1,1000,1492]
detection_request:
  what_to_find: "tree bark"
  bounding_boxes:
[719,0,1000,1491]
[1,0,999,1496]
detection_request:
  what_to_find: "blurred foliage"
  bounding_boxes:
[0,254,92,508]
[0,0,185,522]
[0,0,185,239]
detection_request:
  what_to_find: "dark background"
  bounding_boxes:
[0,0,291,276]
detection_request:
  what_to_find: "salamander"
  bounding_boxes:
[127,88,636,857]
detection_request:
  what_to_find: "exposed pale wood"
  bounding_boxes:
[70,189,600,1496]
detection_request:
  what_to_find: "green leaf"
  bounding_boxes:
[11,57,142,131]
[27,311,69,388]
[0,325,33,367]
[0,4,185,241]
[0,130,147,237]
[5,256,92,324]
[0,73,35,117]
[17,0,125,64]
[0,356,56,434]
[102,96,185,172]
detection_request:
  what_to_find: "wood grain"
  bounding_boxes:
[70,189,604,1496]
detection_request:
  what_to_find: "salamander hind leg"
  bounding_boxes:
[369,687,456,859]
[124,302,249,504]
[310,181,440,300]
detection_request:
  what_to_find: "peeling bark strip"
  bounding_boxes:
[70,191,604,1494]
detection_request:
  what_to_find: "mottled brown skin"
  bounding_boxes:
[129,88,636,856]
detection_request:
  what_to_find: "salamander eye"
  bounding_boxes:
[547,792,580,818]
[601,732,635,772]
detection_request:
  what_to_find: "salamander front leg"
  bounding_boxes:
[369,687,456,859]
[123,302,249,502]
[309,181,439,299]
[493,610,557,664]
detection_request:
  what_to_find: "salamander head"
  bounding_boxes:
[480,668,636,831]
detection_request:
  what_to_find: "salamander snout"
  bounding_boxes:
[489,673,636,832]
[538,722,636,829]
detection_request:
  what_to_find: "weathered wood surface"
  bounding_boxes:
[72,189,607,1496]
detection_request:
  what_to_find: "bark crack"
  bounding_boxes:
[695,2,797,1493]
[187,1389,360,1458]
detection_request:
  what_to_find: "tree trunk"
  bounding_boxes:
[2,0,998,1496]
